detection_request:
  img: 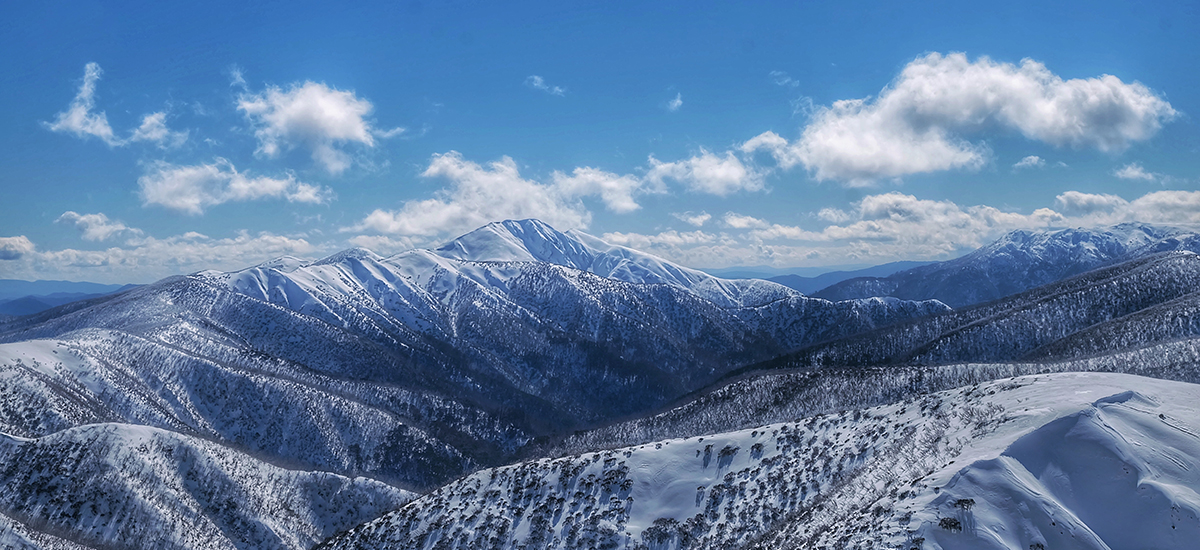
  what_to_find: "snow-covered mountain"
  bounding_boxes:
[6,219,1200,550]
[768,250,1200,369]
[322,372,1200,550]
[814,222,1200,307]
[0,220,944,490]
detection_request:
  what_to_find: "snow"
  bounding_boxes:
[327,372,1200,550]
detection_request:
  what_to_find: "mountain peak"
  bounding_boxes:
[312,247,383,266]
[434,218,595,266]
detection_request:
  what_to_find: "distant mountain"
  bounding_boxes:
[0,281,138,317]
[0,280,130,301]
[322,372,1200,550]
[766,260,932,294]
[813,222,1200,307]
[761,251,1200,370]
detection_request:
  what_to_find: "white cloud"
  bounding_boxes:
[671,211,712,227]
[667,93,683,112]
[1013,155,1045,169]
[56,212,142,242]
[238,81,391,174]
[1114,162,1159,181]
[44,63,120,146]
[723,212,770,229]
[0,236,36,260]
[1054,191,1127,216]
[770,70,800,88]
[349,152,596,239]
[129,112,189,148]
[525,75,566,96]
[228,64,247,88]
[45,63,188,148]
[551,167,644,213]
[4,231,319,283]
[646,150,762,195]
[760,52,1176,184]
[138,159,331,215]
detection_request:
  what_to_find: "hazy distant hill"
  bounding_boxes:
[813,222,1200,307]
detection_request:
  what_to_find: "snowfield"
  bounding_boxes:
[326,372,1200,550]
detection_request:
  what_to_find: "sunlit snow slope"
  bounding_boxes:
[324,372,1200,550]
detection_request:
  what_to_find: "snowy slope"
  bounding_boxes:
[768,251,1200,369]
[0,423,412,550]
[435,220,792,308]
[323,372,1200,550]
[815,222,1200,307]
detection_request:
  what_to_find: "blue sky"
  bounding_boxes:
[1,0,1197,283]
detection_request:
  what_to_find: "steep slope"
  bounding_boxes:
[321,372,1200,550]
[814,223,1200,307]
[0,423,412,550]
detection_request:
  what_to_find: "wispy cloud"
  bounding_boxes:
[45,63,187,148]
[667,92,683,112]
[525,75,566,96]
[671,211,712,227]
[44,63,120,146]
[1012,155,1045,169]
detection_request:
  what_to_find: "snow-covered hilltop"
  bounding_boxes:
[323,372,1200,550]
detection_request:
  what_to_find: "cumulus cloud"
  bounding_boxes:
[56,212,142,241]
[0,236,36,260]
[348,152,631,239]
[1114,162,1159,181]
[45,63,187,148]
[646,150,762,195]
[138,158,331,214]
[525,75,566,96]
[667,93,683,112]
[1054,191,1127,216]
[238,81,397,174]
[671,211,712,227]
[1013,155,1045,169]
[551,167,644,214]
[754,53,1176,184]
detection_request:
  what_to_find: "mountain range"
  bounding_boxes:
[2,219,1200,549]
